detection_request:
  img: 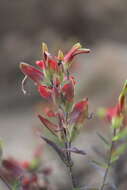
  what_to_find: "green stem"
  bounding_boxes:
[100,129,116,190]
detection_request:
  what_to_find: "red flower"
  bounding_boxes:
[20,62,43,85]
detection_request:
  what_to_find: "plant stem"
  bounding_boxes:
[68,164,77,189]
[65,140,77,190]
[63,113,77,189]
[100,143,113,190]
[100,129,116,190]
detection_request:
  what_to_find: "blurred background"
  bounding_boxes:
[0,0,127,189]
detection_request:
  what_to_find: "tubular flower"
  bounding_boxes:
[64,43,90,64]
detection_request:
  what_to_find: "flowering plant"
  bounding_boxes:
[19,42,127,190]
[1,42,127,190]
[20,42,90,190]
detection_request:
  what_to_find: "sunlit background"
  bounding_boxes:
[0,0,127,189]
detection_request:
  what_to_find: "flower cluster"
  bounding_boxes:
[20,43,90,142]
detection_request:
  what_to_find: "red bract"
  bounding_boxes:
[48,58,58,71]
[70,98,88,125]
[44,107,56,117]
[64,43,90,63]
[38,85,52,99]
[101,81,127,122]
[62,80,74,102]
[38,115,58,136]
[43,51,58,71]
[35,60,45,69]
[20,62,43,85]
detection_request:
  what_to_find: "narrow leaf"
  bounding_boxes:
[112,128,127,141]
[96,132,110,147]
[41,136,67,163]
[38,115,58,136]
[63,147,86,155]
[111,143,127,162]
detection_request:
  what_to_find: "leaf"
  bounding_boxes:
[112,128,127,141]
[110,155,119,163]
[63,147,86,155]
[41,136,67,163]
[111,143,127,162]
[96,132,110,147]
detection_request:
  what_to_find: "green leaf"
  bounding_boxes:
[111,143,127,163]
[91,160,108,169]
[96,132,110,147]
[110,155,119,163]
[112,128,127,141]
